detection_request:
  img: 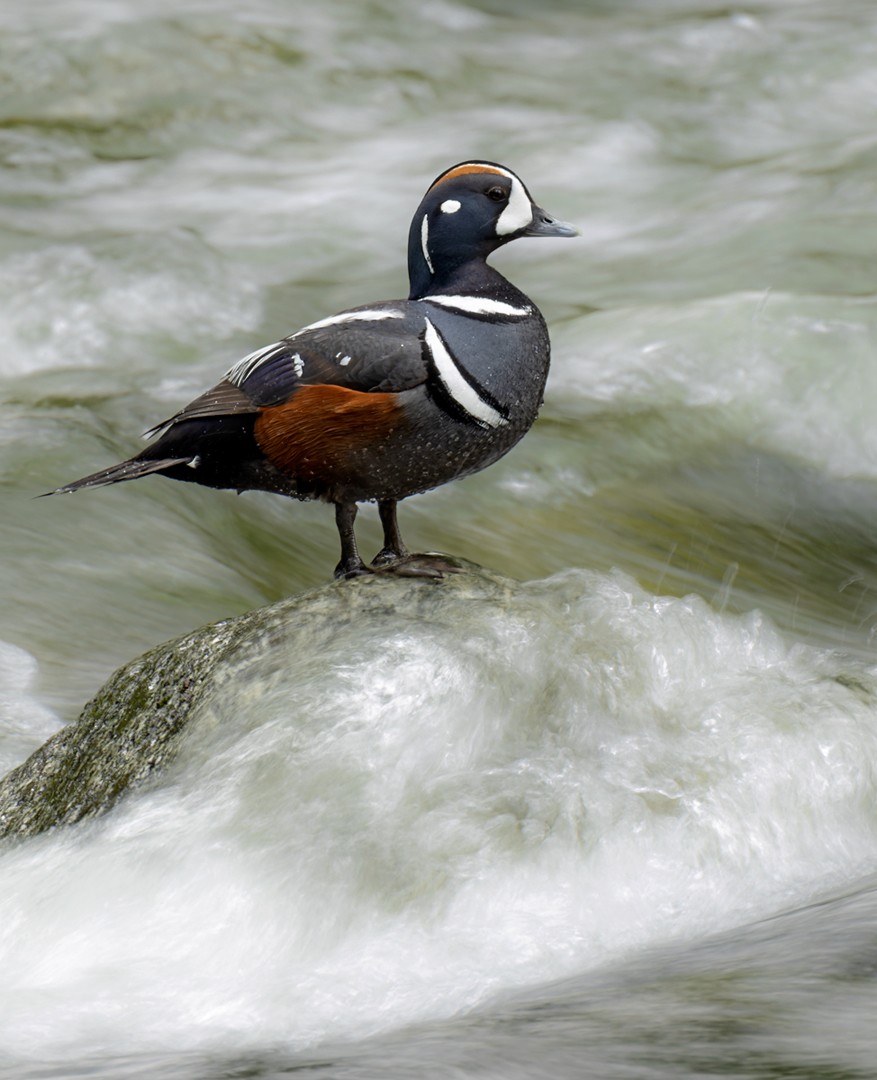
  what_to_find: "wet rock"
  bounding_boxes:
[0,560,514,840]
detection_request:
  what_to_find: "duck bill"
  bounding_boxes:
[522,205,579,238]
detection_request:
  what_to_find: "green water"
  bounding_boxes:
[5,1,877,708]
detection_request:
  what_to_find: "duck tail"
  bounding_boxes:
[44,455,195,495]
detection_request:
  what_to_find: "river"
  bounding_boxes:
[3,1,877,1076]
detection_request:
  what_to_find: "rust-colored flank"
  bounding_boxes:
[254,384,404,484]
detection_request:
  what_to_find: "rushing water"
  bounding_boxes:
[4,0,877,1076]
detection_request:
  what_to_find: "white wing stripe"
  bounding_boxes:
[292,308,405,335]
[226,342,287,386]
[423,317,507,429]
[225,309,405,385]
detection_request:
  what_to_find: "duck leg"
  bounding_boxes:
[372,499,460,578]
[333,502,369,579]
[372,500,409,567]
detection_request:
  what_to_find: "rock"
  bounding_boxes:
[0,560,514,840]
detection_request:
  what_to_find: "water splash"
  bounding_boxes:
[0,642,61,775]
[2,569,877,1061]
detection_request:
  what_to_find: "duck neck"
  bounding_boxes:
[408,236,511,301]
[409,207,501,297]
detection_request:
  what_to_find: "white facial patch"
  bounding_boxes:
[495,173,533,236]
[440,199,461,214]
[435,162,534,237]
[423,317,507,430]
[420,295,532,318]
[421,213,434,274]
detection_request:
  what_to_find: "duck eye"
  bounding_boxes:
[485,186,507,202]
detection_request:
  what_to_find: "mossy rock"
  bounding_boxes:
[0,560,514,840]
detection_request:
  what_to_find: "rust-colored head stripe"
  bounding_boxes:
[428,164,508,193]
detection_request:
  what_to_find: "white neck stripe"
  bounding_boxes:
[423,317,507,430]
[421,295,532,318]
[421,213,434,274]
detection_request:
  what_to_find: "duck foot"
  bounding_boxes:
[369,552,465,578]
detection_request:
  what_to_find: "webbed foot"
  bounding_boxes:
[369,553,464,578]
[333,557,372,580]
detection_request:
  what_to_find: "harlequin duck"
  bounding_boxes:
[52,161,577,578]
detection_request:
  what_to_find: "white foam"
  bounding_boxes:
[2,571,877,1061]
[0,238,261,378]
[551,292,877,481]
[0,641,62,776]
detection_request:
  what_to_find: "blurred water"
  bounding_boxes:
[3,0,877,1076]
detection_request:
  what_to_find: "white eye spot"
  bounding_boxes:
[440,199,461,214]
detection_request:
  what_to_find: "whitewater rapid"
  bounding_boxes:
[3,569,877,1063]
